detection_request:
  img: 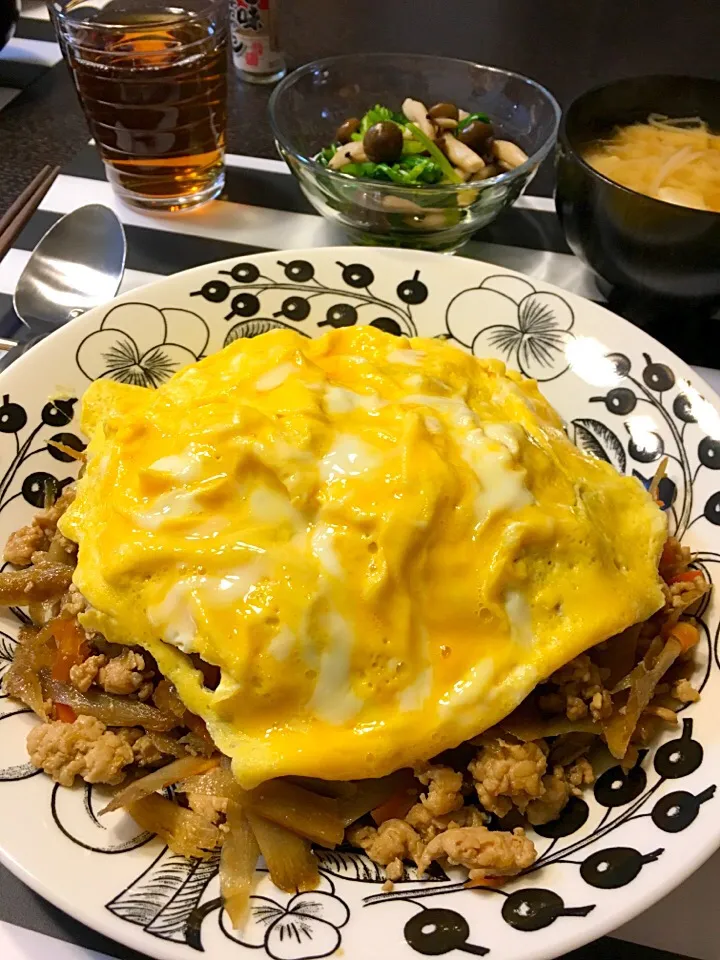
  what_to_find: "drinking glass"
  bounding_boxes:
[50,0,229,211]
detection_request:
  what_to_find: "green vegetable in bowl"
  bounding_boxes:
[358,104,405,134]
[319,144,337,166]
[341,156,445,185]
[317,97,527,186]
[406,123,463,184]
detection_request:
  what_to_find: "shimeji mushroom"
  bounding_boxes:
[441,133,486,174]
[493,139,529,170]
[471,163,501,181]
[402,97,435,140]
[329,140,368,170]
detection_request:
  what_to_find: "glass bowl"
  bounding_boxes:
[269,53,561,254]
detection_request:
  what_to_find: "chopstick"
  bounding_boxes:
[0,164,61,263]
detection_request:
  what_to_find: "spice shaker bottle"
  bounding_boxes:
[230,0,286,85]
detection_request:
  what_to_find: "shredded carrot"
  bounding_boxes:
[669,570,703,584]
[51,619,89,683]
[668,621,699,653]
[54,703,77,723]
[50,619,89,723]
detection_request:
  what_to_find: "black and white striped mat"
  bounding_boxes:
[0,0,59,109]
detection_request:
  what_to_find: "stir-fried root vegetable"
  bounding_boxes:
[248,780,345,847]
[338,770,418,826]
[51,619,88,679]
[178,764,238,798]
[288,777,359,799]
[128,793,222,858]
[153,678,186,718]
[100,756,219,815]
[50,618,90,722]
[548,732,597,768]
[649,457,669,503]
[371,784,419,825]
[44,676,178,731]
[246,811,319,893]
[145,731,193,758]
[668,621,700,652]
[498,712,601,742]
[221,803,261,927]
[605,637,683,758]
[591,624,641,689]
[0,562,73,604]
[2,625,54,719]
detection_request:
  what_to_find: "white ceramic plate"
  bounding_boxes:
[1,247,719,960]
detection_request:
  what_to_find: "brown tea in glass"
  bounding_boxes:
[51,0,228,211]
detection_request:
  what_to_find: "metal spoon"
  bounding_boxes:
[0,204,126,371]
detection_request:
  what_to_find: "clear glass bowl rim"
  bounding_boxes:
[268,52,562,195]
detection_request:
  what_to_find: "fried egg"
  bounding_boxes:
[60,327,667,787]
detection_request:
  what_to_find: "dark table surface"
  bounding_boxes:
[1,0,720,212]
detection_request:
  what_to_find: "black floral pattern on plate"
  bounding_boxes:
[445,274,575,382]
[189,258,424,340]
[75,303,210,388]
[0,394,79,526]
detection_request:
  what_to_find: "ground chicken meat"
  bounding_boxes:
[469,739,548,818]
[406,801,487,842]
[34,485,76,535]
[385,859,404,882]
[566,757,595,790]
[417,826,536,880]
[415,763,464,816]
[525,757,597,825]
[673,580,708,610]
[347,819,424,870]
[660,537,691,580]
[660,581,709,625]
[6,487,78,565]
[672,678,701,703]
[59,584,86,619]
[131,733,169,766]
[188,793,228,824]
[49,530,77,560]
[70,654,107,693]
[27,715,134,786]
[99,649,150,696]
[538,654,612,723]
[3,524,48,566]
[525,768,571,826]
